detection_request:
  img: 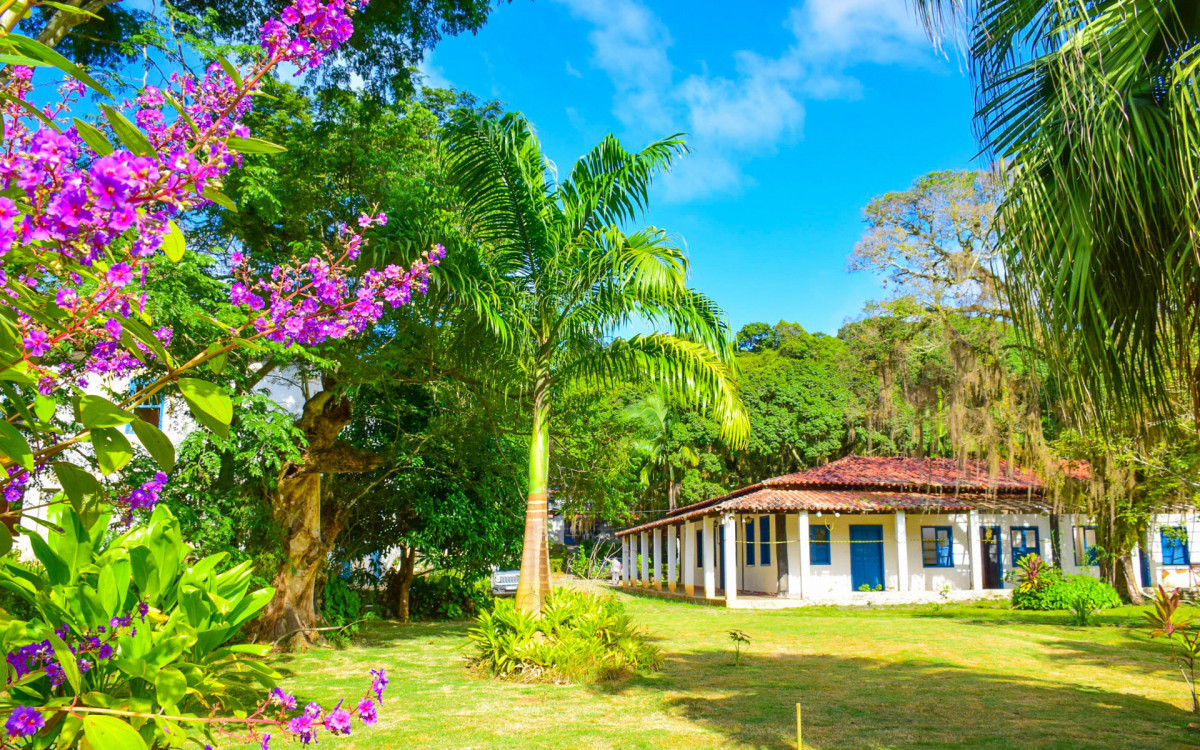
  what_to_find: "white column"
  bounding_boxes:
[968,511,983,592]
[723,513,738,607]
[622,537,631,585]
[894,511,909,593]
[667,525,678,593]
[798,511,811,600]
[639,532,649,586]
[785,513,802,598]
[683,520,696,596]
[702,516,716,599]
[652,529,662,589]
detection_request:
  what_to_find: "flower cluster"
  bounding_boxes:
[230,214,445,348]
[114,471,169,526]
[4,603,149,692]
[261,0,363,71]
[259,669,388,747]
[0,1,369,396]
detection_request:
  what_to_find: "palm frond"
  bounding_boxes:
[559,134,689,233]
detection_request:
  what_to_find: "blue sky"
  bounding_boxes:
[424,0,980,335]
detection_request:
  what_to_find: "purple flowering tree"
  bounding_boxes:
[0,0,436,746]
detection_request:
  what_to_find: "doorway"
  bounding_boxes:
[980,525,1002,589]
[850,525,884,590]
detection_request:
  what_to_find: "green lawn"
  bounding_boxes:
[261,587,1200,750]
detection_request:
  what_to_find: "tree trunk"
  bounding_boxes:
[395,546,417,623]
[516,394,552,615]
[1113,553,1144,605]
[774,513,789,596]
[247,385,380,649]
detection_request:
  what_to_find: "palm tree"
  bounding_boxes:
[626,392,700,512]
[444,113,750,615]
[911,1,1200,431]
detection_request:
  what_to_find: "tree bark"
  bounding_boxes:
[1113,553,1144,605]
[394,546,417,623]
[247,384,380,649]
[516,393,552,615]
[774,513,789,596]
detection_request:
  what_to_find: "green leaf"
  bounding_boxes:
[48,634,81,693]
[79,395,134,428]
[91,427,133,475]
[5,34,112,98]
[99,104,153,156]
[0,54,48,67]
[201,186,238,213]
[51,462,102,510]
[28,533,69,586]
[39,1,102,19]
[0,420,34,471]
[73,118,114,156]
[162,221,185,262]
[216,55,243,89]
[178,378,232,439]
[129,418,175,473]
[82,715,148,750]
[154,667,187,707]
[226,136,287,154]
[34,395,56,422]
[0,92,59,130]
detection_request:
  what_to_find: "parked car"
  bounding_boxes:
[490,567,519,596]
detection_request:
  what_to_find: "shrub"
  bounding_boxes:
[321,574,366,643]
[410,572,492,621]
[1012,555,1121,611]
[467,587,662,682]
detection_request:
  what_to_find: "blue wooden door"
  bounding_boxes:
[850,525,884,591]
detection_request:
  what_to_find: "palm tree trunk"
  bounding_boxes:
[516,394,552,615]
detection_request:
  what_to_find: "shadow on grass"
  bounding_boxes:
[591,648,1198,750]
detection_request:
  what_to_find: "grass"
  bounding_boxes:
[256,586,1200,749]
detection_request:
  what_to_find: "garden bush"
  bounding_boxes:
[1011,554,1122,611]
[410,572,492,621]
[467,587,662,682]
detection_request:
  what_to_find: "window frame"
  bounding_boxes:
[1073,525,1099,567]
[1162,526,1190,566]
[126,377,165,432]
[921,526,954,568]
[759,515,771,566]
[1010,526,1040,568]
[809,524,832,565]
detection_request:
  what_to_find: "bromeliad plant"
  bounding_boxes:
[0,0,437,746]
[1146,585,1200,714]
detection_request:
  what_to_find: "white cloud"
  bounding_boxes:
[417,53,452,90]
[565,60,583,79]
[557,0,935,201]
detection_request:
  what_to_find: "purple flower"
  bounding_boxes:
[304,702,322,720]
[23,328,50,357]
[287,715,316,745]
[96,644,113,660]
[5,706,43,738]
[270,687,296,710]
[356,698,377,726]
[370,668,388,702]
[260,734,272,750]
[326,703,352,735]
[106,262,133,288]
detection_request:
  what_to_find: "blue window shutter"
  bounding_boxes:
[1011,527,1040,568]
[1163,527,1190,565]
[696,529,703,567]
[760,516,771,566]
[810,525,831,565]
[745,519,755,566]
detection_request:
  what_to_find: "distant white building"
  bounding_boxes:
[14,365,312,557]
[616,455,1197,608]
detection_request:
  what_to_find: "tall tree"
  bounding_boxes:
[626,393,699,512]
[444,113,750,615]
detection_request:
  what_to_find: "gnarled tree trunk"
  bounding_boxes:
[394,546,417,623]
[247,384,380,649]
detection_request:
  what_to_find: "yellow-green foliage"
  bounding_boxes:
[467,587,662,682]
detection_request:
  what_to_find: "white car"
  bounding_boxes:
[490,568,519,596]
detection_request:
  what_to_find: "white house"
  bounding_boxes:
[616,455,1198,607]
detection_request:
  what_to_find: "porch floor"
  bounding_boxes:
[613,581,1011,608]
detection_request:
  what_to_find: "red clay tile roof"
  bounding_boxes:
[616,454,1074,537]
[765,455,1044,493]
